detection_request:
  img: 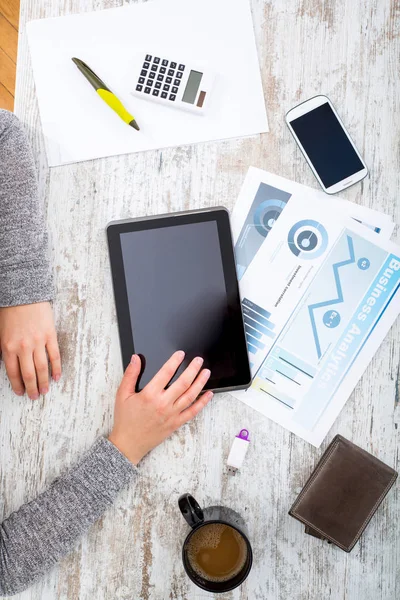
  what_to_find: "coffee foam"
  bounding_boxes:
[186,523,247,583]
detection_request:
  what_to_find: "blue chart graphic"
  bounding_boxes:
[270,347,316,380]
[254,199,288,238]
[271,230,389,370]
[358,257,370,270]
[258,346,317,409]
[255,230,394,427]
[323,310,341,328]
[235,183,291,280]
[287,220,329,260]
[308,235,355,358]
[242,298,275,366]
[294,250,400,431]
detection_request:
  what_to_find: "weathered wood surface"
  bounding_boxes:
[1,0,398,598]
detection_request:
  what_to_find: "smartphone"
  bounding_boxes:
[286,95,368,194]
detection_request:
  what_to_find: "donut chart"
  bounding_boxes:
[254,199,287,238]
[287,219,328,260]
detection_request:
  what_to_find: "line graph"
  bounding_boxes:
[308,235,355,358]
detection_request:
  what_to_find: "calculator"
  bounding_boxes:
[131,53,215,114]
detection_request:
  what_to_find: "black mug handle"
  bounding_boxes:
[178,494,204,528]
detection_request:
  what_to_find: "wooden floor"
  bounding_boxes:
[0,0,20,111]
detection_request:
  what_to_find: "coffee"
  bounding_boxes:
[186,523,248,583]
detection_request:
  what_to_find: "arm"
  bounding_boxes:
[0,110,61,397]
[0,439,136,597]
[0,109,52,306]
[0,351,212,596]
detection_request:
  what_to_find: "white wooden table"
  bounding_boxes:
[1,1,399,598]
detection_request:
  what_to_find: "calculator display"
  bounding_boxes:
[182,70,203,104]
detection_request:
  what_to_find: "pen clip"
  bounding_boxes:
[72,57,110,92]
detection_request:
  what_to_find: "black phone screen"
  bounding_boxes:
[290,102,364,188]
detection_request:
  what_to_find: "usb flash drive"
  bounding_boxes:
[227,429,250,475]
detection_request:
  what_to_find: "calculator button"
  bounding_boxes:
[160,67,166,74]
[170,62,177,69]
[144,87,151,94]
[176,71,183,79]
[154,57,160,64]
[145,54,152,61]
[168,69,175,76]
[147,79,153,86]
[163,84,170,91]
[172,86,178,93]
[178,64,185,71]
[166,76,172,84]
[143,62,150,69]
[169,94,176,101]
[162,59,168,66]
[140,69,147,77]
[152,89,159,96]
[174,79,180,86]
[155,81,162,89]
[151,64,158,71]
[161,91,168,99]
[157,74,164,81]
[138,77,145,84]
[136,84,143,92]
[149,72,155,79]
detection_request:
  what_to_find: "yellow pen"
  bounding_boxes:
[72,57,140,131]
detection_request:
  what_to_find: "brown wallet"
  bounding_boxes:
[289,435,398,552]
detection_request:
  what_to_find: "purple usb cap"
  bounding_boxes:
[237,429,250,441]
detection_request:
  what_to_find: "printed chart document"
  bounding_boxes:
[232,167,394,280]
[231,170,399,446]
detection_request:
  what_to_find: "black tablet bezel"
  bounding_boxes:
[107,207,251,393]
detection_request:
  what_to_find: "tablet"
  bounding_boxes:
[107,208,251,392]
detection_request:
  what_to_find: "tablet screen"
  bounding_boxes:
[108,210,250,391]
[121,221,233,387]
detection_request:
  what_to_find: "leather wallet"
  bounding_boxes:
[289,435,398,552]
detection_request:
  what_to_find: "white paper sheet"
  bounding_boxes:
[232,167,394,280]
[231,169,399,446]
[26,0,268,166]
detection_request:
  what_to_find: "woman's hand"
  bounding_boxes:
[0,302,61,399]
[108,351,213,465]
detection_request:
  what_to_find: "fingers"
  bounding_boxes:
[118,354,141,398]
[18,351,39,400]
[46,335,62,382]
[3,353,25,396]
[166,356,204,400]
[147,350,185,392]
[178,390,214,425]
[34,347,50,395]
[174,368,211,411]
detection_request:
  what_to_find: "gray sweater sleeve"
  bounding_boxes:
[0,109,53,307]
[0,437,137,596]
[0,115,137,595]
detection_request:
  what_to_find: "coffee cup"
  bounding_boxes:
[178,494,253,593]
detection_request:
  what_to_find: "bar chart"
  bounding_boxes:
[266,346,316,383]
[242,297,276,368]
[254,346,316,410]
